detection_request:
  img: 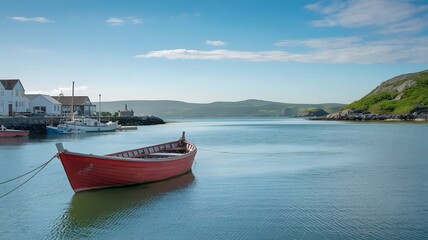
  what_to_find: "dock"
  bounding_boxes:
[117,126,138,131]
[0,115,164,135]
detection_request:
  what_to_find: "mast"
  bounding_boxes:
[71,81,74,121]
[99,94,101,122]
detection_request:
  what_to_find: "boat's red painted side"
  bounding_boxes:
[57,140,197,192]
[0,130,30,138]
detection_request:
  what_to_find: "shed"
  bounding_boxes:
[26,94,62,115]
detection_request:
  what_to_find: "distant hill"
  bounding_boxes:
[346,69,428,114]
[98,99,345,118]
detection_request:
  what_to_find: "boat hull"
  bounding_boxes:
[63,122,118,133]
[0,130,30,137]
[48,122,118,134]
[47,126,66,134]
[57,138,197,192]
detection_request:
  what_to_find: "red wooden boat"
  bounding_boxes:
[56,132,197,192]
[0,125,30,138]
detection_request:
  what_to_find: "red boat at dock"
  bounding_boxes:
[0,125,30,138]
[56,132,197,192]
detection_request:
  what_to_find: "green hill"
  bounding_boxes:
[346,70,428,114]
[98,99,344,118]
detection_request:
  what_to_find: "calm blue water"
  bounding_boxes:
[0,118,427,239]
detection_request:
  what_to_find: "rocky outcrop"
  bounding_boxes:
[346,69,428,115]
[298,108,328,117]
[370,75,417,97]
[311,108,428,121]
[110,116,165,125]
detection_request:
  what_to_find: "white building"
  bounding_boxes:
[26,94,62,116]
[0,79,29,116]
[53,95,96,116]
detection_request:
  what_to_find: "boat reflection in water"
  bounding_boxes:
[0,135,29,146]
[52,172,195,237]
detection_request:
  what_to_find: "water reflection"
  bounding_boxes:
[0,136,29,146]
[52,173,195,238]
[36,132,101,141]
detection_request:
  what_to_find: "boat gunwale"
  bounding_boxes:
[0,129,30,133]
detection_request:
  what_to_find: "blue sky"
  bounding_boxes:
[1,0,427,104]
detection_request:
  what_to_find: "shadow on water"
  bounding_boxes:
[51,173,195,239]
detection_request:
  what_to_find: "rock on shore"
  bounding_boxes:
[297,108,328,117]
[311,108,428,121]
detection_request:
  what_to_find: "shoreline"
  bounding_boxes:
[309,108,428,122]
[309,117,428,122]
[0,115,165,134]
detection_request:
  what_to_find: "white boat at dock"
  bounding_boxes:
[47,117,118,134]
[47,81,119,134]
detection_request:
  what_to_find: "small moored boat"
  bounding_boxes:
[0,125,30,138]
[56,132,197,192]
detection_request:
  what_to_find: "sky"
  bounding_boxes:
[1,0,427,104]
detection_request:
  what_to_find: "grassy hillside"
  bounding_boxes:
[98,99,344,118]
[346,70,428,114]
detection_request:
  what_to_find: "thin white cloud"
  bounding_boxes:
[128,16,143,25]
[206,40,226,46]
[106,16,142,26]
[304,1,346,14]
[137,49,297,61]
[106,17,124,25]
[275,36,362,49]
[135,36,428,64]
[27,86,89,96]
[305,0,428,34]
[8,16,54,23]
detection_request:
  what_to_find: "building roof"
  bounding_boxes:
[26,94,61,105]
[25,95,37,101]
[52,96,92,106]
[0,79,24,90]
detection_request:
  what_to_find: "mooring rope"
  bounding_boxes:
[0,153,58,199]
